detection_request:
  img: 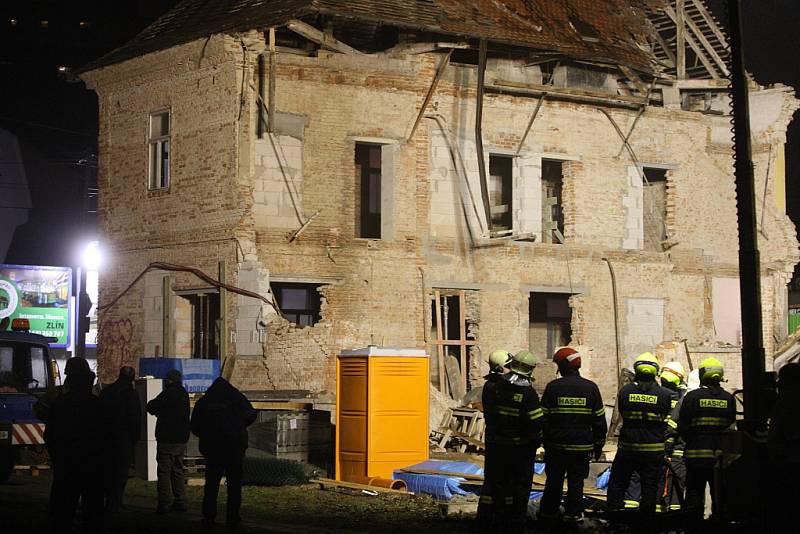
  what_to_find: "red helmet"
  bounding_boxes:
[553,347,581,370]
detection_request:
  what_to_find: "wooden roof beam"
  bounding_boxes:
[285,19,364,55]
[668,5,730,76]
[664,6,721,79]
[688,0,729,48]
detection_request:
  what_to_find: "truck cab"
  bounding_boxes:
[0,319,57,481]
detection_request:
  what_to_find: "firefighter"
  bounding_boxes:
[607,352,672,517]
[677,357,735,524]
[659,361,688,512]
[477,349,513,529]
[538,347,607,526]
[481,350,544,533]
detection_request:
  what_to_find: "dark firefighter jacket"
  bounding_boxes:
[541,374,607,452]
[483,373,544,446]
[664,388,687,457]
[616,380,672,453]
[190,377,257,456]
[99,378,142,446]
[677,384,735,464]
[147,381,190,444]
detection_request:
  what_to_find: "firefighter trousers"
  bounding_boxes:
[607,450,663,515]
[539,448,589,521]
[480,442,535,534]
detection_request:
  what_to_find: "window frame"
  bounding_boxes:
[354,142,383,239]
[270,282,323,327]
[148,109,171,191]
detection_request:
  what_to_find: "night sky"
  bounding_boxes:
[1,0,799,267]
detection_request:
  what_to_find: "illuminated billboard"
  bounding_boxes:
[0,264,72,347]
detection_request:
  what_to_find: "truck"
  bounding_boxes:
[0,319,58,481]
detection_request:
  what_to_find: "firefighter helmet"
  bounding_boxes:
[488,350,512,373]
[510,350,536,377]
[633,352,660,377]
[698,357,725,382]
[553,347,581,371]
[660,361,685,388]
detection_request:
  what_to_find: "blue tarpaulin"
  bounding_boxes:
[139,357,220,392]
[393,460,548,501]
[393,459,482,500]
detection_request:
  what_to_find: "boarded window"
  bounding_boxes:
[643,168,667,252]
[271,282,322,327]
[355,143,382,238]
[529,293,572,362]
[489,154,513,232]
[542,160,564,244]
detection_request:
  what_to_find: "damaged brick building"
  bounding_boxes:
[79,0,799,406]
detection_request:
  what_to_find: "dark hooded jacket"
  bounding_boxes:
[190,377,257,456]
[44,375,103,469]
[99,377,142,446]
[147,380,190,444]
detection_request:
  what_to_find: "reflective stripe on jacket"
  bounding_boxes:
[483,374,544,446]
[617,380,672,452]
[677,385,735,464]
[541,374,606,452]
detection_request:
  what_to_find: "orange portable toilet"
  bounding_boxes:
[336,347,429,481]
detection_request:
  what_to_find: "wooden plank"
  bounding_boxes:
[676,0,686,79]
[407,49,452,141]
[434,290,446,393]
[492,79,646,105]
[515,93,546,155]
[433,340,478,346]
[458,290,467,393]
[677,6,730,76]
[688,0,729,48]
[445,355,465,401]
[286,20,364,55]
[313,478,413,495]
[665,5,720,79]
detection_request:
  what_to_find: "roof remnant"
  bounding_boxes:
[81,0,663,74]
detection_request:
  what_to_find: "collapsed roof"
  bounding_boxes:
[81,0,666,74]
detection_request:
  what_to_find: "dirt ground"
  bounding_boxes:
[0,471,476,533]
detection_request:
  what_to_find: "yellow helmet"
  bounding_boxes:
[633,352,660,377]
[488,350,512,373]
[698,357,724,382]
[509,350,536,377]
[660,361,685,388]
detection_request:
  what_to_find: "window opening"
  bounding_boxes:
[271,282,322,327]
[643,167,667,252]
[177,292,220,359]
[148,110,170,190]
[0,342,49,392]
[529,292,572,362]
[489,154,513,233]
[431,290,476,398]
[542,160,565,244]
[355,143,382,238]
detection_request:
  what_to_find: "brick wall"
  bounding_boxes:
[83,38,799,401]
